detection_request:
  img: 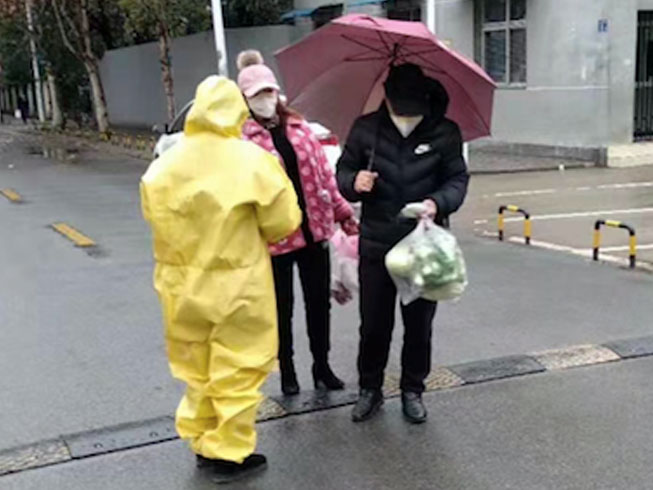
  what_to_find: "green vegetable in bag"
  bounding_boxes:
[385,215,467,304]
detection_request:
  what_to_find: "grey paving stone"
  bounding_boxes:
[603,336,653,360]
[64,416,177,459]
[449,355,546,384]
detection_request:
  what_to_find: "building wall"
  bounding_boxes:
[430,0,474,60]
[494,0,613,147]
[100,26,304,128]
[100,0,644,147]
[435,0,642,148]
[607,0,638,145]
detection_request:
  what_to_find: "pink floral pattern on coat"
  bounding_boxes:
[243,117,354,256]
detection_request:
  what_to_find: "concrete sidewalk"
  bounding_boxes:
[4,357,653,489]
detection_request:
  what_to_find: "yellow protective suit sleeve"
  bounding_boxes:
[254,156,303,244]
[139,180,151,224]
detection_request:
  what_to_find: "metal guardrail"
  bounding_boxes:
[593,220,637,268]
[498,205,531,245]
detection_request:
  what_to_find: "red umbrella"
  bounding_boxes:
[275,14,496,142]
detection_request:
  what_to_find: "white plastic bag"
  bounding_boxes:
[14,109,21,120]
[385,217,467,304]
[330,229,359,305]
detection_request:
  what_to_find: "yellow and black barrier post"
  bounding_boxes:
[593,220,637,268]
[498,205,531,245]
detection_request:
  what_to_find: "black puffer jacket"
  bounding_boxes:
[337,81,469,259]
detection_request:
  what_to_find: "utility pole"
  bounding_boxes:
[210,0,229,77]
[25,0,45,123]
[425,0,436,34]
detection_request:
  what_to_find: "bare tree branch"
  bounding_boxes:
[79,0,94,61]
[50,0,81,59]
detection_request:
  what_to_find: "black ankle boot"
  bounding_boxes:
[312,363,345,390]
[197,454,268,484]
[280,361,300,396]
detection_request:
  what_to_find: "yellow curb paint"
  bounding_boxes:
[51,223,96,248]
[1,188,22,203]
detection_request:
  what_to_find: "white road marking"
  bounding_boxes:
[478,181,653,202]
[527,85,609,91]
[506,237,653,271]
[588,244,653,253]
[508,236,581,254]
[493,189,557,198]
[502,207,653,223]
[597,182,653,190]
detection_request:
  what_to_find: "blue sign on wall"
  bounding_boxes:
[598,19,608,33]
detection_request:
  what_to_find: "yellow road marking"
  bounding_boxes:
[1,188,22,203]
[51,222,96,248]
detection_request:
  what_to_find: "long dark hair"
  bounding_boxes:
[276,99,303,127]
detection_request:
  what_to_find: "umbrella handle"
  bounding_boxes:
[366,118,381,171]
[366,147,375,171]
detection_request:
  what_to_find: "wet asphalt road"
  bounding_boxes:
[1,126,652,489]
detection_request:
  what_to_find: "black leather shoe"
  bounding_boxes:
[313,363,345,391]
[281,362,300,396]
[198,454,268,484]
[351,389,384,422]
[402,392,427,424]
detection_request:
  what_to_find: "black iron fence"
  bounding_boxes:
[634,80,653,140]
[635,12,653,140]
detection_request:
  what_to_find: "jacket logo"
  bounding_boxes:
[415,144,432,155]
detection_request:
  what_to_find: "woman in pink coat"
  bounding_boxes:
[237,50,358,396]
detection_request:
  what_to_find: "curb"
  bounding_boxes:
[2,336,653,478]
[34,128,603,175]
[36,127,155,161]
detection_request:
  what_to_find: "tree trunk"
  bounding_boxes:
[0,57,4,124]
[46,68,63,129]
[80,0,109,133]
[158,23,175,122]
[85,60,109,133]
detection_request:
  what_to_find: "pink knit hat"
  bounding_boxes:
[237,50,280,98]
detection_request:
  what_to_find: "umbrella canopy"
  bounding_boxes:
[275,14,496,142]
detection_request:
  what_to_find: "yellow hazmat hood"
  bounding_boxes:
[184,75,249,138]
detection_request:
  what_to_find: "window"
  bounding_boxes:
[311,4,344,29]
[482,0,526,85]
[386,0,421,22]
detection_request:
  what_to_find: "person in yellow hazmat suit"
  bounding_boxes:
[140,75,301,484]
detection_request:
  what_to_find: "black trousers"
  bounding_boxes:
[359,256,437,394]
[272,242,331,369]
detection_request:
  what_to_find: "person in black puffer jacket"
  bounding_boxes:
[337,63,469,425]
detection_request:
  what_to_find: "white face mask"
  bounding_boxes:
[387,101,423,138]
[248,91,278,119]
[390,113,424,137]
